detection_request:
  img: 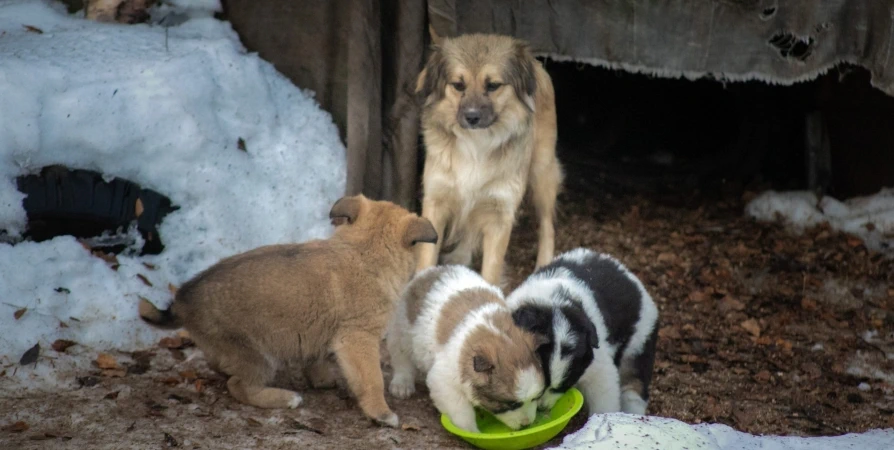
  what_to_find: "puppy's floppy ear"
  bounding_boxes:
[586,326,599,350]
[473,355,494,373]
[562,304,599,349]
[505,41,537,108]
[512,305,552,336]
[416,45,448,101]
[329,195,365,226]
[402,216,438,247]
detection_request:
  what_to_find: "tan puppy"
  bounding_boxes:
[414,33,563,286]
[139,194,437,427]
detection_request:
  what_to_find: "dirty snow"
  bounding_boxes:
[0,0,345,390]
[551,414,894,450]
[746,189,894,254]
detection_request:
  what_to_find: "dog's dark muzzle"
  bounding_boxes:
[458,104,495,129]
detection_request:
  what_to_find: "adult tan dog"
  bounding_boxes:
[139,194,437,427]
[414,33,562,286]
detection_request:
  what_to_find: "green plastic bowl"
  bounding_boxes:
[440,388,584,450]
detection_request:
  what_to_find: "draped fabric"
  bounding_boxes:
[221,0,894,208]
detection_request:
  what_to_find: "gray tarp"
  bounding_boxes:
[221,0,894,209]
[429,0,894,95]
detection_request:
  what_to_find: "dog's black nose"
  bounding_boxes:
[464,109,481,126]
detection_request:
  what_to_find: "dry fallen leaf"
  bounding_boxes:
[753,370,771,383]
[800,297,818,311]
[775,338,793,353]
[656,252,676,263]
[740,319,761,338]
[159,377,181,386]
[237,137,247,152]
[658,326,681,340]
[136,274,153,287]
[52,339,77,353]
[20,343,40,365]
[3,421,29,432]
[717,296,745,313]
[179,370,197,381]
[687,290,709,303]
[246,418,263,428]
[401,422,421,431]
[102,368,127,378]
[95,353,119,370]
[163,432,179,447]
[13,308,26,320]
[92,250,118,266]
[134,198,144,218]
[22,25,43,34]
[194,379,205,393]
[158,336,184,349]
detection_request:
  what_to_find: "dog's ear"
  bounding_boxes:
[416,46,448,102]
[512,305,551,336]
[473,354,495,373]
[533,332,552,351]
[506,41,537,108]
[402,216,438,247]
[562,304,599,349]
[329,195,365,226]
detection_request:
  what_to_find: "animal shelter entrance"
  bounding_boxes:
[543,59,894,198]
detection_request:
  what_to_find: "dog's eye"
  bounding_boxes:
[451,82,466,92]
[485,82,502,92]
[560,344,574,356]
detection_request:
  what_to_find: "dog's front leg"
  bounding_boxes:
[427,368,479,433]
[416,199,448,273]
[332,331,399,427]
[480,219,513,287]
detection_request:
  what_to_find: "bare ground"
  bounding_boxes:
[2,164,893,449]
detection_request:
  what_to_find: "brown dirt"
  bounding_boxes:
[2,164,893,449]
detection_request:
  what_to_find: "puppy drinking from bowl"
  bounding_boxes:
[139,194,437,427]
[507,248,659,416]
[386,265,548,432]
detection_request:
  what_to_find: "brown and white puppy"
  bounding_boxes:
[386,265,547,432]
[139,194,437,427]
[414,33,563,286]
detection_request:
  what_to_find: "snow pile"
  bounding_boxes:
[551,413,894,450]
[0,0,345,390]
[746,189,894,254]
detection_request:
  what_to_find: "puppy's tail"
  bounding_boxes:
[138,298,182,329]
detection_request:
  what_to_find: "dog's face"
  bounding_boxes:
[417,34,537,133]
[460,313,548,430]
[329,194,438,249]
[513,303,597,411]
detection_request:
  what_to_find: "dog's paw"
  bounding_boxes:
[389,375,416,399]
[453,416,479,434]
[375,412,400,428]
[287,393,303,409]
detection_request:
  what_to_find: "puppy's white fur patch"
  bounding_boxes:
[388,265,542,432]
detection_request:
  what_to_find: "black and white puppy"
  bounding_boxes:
[507,248,659,416]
